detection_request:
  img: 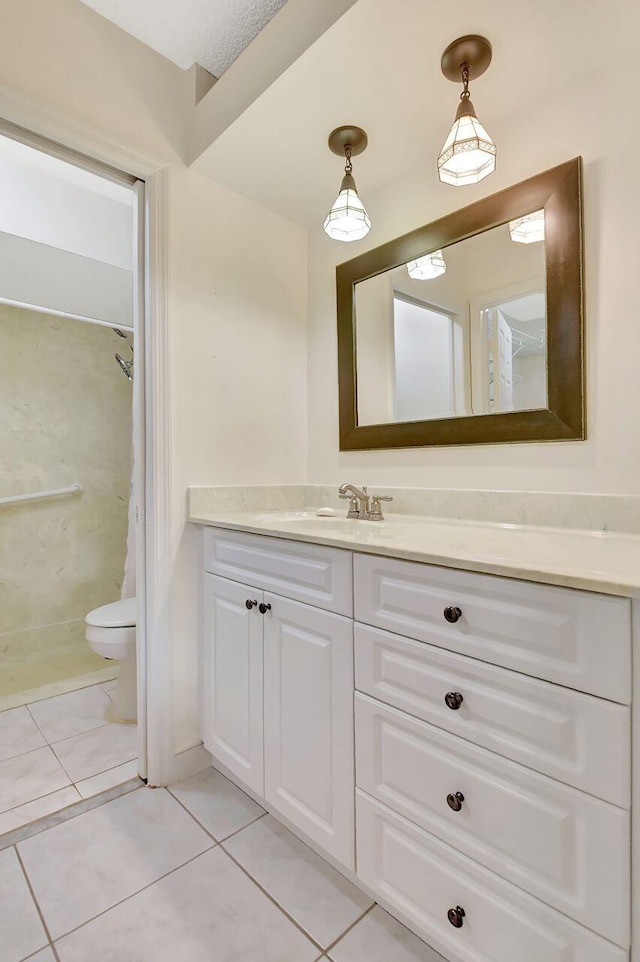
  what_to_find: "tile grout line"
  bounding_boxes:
[24,701,51,744]
[32,684,117,748]
[0,782,81,819]
[74,755,140,794]
[218,838,326,955]
[46,717,113,748]
[322,901,377,956]
[47,837,219,946]
[0,744,74,822]
[166,786,267,845]
[0,673,119,715]
[48,722,137,786]
[14,844,61,961]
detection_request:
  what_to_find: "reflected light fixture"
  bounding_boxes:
[323,126,371,242]
[407,250,446,280]
[509,209,545,244]
[437,35,496,187]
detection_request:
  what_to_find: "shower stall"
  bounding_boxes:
[0,130,138,710]
[0,310,134,705]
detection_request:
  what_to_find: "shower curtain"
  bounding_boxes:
[120,433,136,599]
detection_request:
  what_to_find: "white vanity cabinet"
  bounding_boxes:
[201,529,355,866]
[199,524,634,962]
[353,553,632,961]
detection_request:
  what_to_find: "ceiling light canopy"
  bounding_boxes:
[323,126,371,242]
[509,209,545,244]
[437,35,496,187]
[407,250,447,280]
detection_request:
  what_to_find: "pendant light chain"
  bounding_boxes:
[460,63,471,101]
[344,145,353,175]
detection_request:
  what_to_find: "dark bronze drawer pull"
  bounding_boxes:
[445,691,464,710]
[446,792,465,812]
[448,906,466,928]
[444,606,462,623]
[245,599,258,610]
[259,602,272,614]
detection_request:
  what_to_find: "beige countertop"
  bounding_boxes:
[189,508,640,598]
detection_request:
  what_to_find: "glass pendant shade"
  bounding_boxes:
[437,99,496,187]
[509,209,545,244]
[407,250,447,279]
[323,173,371,242]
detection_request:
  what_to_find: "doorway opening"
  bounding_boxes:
[0,123,147,832]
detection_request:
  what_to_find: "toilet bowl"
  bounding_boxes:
[86,597,137,723]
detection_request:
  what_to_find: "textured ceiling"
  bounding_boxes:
[77,0,289,76]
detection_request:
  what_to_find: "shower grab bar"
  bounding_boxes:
[0,483,83,507]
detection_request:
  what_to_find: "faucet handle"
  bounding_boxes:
[369,494,393,521]
[339,493,360,518]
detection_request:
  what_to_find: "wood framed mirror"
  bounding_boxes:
[336,158,584,450]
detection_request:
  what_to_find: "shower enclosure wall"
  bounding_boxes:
[0,304,133,704]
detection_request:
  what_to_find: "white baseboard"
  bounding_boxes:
[153,743,212,787]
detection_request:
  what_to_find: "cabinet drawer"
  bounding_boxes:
[354,624,630,807]
[354,554,631,702]
[356,792,627,962]
[356,694,629,945]
[205,528,353,616]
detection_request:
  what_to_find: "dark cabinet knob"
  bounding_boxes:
[259,603,272,614]
[447,906,465,928]
[444,606,462,623]
[446,792,465,812]
[245,599,258,610]
[445,691,464,710]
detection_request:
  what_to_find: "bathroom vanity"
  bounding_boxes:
[192,505,640,962]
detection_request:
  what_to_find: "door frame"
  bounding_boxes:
[0,113,173,786]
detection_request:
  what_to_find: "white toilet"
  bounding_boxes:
[85,597,137,723]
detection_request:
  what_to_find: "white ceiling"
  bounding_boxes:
[191,0,640,226]
[77,0,289,77]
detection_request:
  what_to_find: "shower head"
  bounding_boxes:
[115,353,134,381]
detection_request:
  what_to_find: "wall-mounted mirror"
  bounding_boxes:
[337,158,584,449]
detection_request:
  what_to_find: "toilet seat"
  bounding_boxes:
[86,597,136,629]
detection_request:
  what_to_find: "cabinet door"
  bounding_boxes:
[202,574,264,795]
[263,594,354,867]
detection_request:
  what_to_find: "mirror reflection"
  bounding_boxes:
[354,217,546,427]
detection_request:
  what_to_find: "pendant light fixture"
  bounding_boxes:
[509,209,545,244]
[437,35,496,187]
[407,250,447,280]
[323,126,371,242]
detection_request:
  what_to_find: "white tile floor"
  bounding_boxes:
[0,683,139,835]
[1,767,446,962]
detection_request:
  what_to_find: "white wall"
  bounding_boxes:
[307,58,640,495]
[0,0,309,768]
[169,164,308,752]
[0,147,133,269]
[0,233,133,326]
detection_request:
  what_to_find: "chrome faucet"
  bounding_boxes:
[338,483,393,521]
[338,483,370,519]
